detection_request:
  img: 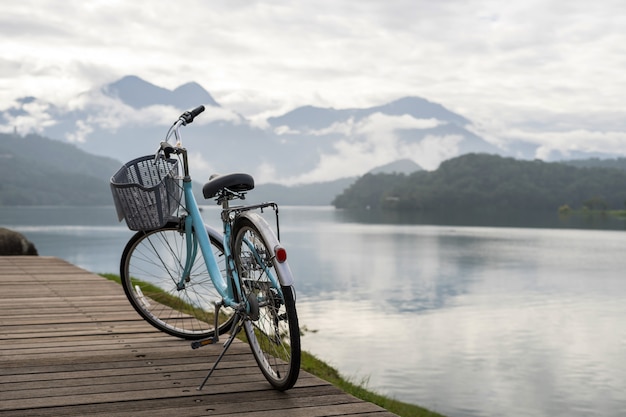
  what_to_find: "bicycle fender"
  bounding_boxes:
[237,212,295,287]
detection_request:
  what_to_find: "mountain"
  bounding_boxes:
[261,94,503,176]
[267,96,469,130]
[7,130,121,179]
[0,132,121,205]
[15,75,620,187]
[103,75,220,109]
[3,129,625,209]
[0,130,356,207]
[4,75,625,208]
[0,76,512,184]
[368,159,422,175]
[250,177,356,206]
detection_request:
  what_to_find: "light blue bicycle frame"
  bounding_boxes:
[174,172,288,313]
[177,175,239,308]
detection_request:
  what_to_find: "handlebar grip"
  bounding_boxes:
[180,105,206,125]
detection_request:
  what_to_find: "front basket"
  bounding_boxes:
[110,155,181,231]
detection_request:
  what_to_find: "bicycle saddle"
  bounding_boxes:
[202,173,255,199]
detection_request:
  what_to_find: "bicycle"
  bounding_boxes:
[110,105,300,391]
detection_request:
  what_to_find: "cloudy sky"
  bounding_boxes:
[2,0,626,159]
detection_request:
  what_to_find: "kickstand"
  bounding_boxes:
[195,312,245,391]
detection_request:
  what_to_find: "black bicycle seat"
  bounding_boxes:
[202,173,255,199]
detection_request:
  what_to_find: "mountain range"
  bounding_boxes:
[1,75,546,187]
[2,75,621,206]
[0,130,353,206]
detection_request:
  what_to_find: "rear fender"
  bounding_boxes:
[236,212,294,287]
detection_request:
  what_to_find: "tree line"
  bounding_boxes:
[332,153,626,211]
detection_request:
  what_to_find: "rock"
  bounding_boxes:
[0,227,38,255]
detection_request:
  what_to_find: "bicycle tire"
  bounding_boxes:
[120,222,234,340]
[232,216,301,391]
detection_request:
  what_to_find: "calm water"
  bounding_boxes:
[2,206,626,417]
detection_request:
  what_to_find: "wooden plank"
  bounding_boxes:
[0,386,369,417]
[0,257,398,416]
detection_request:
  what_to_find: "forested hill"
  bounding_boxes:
[0,132,121,205]
[332,153,626,211]
[0,132,351,206]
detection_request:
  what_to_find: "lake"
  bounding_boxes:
[2,205,625,417]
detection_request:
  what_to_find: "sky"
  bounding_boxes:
[2,0,626,159]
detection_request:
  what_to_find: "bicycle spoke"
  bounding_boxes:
[233,217,300,390]
[121,226,234,339]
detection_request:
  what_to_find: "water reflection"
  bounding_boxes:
[284,222,476,314]
[336,207,626,231]
[284,209,626,417]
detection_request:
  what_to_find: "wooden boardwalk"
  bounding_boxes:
[0,256,396,417]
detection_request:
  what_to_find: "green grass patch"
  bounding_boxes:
[100,273,446,417]
[100,273,221,321]
[101,273,121,284]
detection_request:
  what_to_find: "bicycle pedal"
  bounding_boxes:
[191,337,218,349]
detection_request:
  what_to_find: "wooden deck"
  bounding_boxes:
[0,256,396,416]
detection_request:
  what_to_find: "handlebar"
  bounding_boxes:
[156,105,206,166]
[181,105,205,125]
[162,105,206,147]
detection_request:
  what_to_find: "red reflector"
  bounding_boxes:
[274,246,287,263]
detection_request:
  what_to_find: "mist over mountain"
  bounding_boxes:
[0,75,608,186]
[368,159,423,175]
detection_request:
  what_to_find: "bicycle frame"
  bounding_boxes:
[179,176,239,307]
[170,147,292,316]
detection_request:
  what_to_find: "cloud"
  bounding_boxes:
[409,135,464,170]
[273,125,301,135]
[0,99,56,135]
[4,85,244,142]
[1,0,626,163]
[294,113,444,138]
[253,162,279,184]
[65,91,175,133]
[468,113,626,159]
[192,107,243,125]
[352,113,444,135]
[186,151,217,181]
[519,129,626,160]
[281,113,461,184]
[65,120,92,144]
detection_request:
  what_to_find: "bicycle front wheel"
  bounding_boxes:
[120,222,234,340]
[232,216,301,391]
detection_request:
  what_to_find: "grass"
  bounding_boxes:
[100,273,446,417]
[101,273,121,284]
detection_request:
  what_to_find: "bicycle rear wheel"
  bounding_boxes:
[232,216,301,391]
[120,222,234,340]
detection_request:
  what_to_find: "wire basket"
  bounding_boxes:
[110,155,181,231]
